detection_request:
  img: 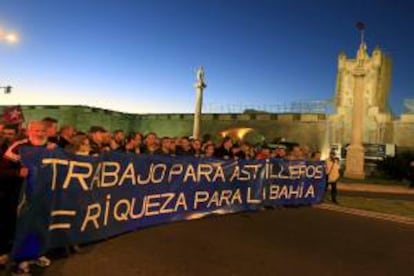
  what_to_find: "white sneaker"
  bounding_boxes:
[34,256,51,267]
[0,254,9,265]
[12,261,31,276]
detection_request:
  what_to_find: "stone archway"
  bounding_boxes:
[218,127,265,145]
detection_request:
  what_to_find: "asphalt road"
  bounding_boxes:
[16,207,414,276]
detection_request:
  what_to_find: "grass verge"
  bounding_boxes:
[339,177,407,186]
[326,196,414,219]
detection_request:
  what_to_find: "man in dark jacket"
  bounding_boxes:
[0,120,53,274]
[0,124,18,157]
[215,137,233,159]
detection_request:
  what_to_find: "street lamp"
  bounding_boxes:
[0,26,19,44]
[1,26,18,95]
[1,86,12,94]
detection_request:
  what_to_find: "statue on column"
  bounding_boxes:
[196,66,206,87]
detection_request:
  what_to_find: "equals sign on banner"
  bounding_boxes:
[49,210,77,230]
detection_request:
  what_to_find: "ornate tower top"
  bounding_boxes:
[331,22,393,145]
[356,22,368,65]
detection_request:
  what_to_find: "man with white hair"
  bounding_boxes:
[0,121,54,274]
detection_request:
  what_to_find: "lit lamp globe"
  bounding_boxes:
[5,33,19,44]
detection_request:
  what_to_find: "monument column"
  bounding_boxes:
[344,43,366,179]
[193,66,207,140]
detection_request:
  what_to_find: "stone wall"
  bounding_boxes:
[2,105,413,151]
[124,112,328,149]
[393,114,414,152]
[0,105,327,149]
[7,105,133,133]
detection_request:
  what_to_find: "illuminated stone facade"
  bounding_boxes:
[329,44,393,145]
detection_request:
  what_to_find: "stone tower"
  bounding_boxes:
[329,43,393,145]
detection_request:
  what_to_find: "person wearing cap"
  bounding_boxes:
[88,126,107,156]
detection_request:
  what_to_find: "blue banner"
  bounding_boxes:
[12,147,326,260]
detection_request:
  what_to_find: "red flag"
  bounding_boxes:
[2,105,25,125]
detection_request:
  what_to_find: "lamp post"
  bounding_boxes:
[1,86,13,94]
[1,26,19,95]
[0,26,19,44]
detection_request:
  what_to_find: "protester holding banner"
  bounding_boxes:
[230,143,243,160]
[167,139,176,156]
[191,138,202,157]
[256,146,271,160]
[102,130,112,152]
[88,126,108,156]
[67,134,91,156]
[215,136,233,159]
[0,120,54,274]
[202,143,215,158]
[273,145,287,158]
[142,132,159,154]
[287,145,304,160]
[154,136,172,155]
[42,117,59,144]
[57,125,75,149]
[110,129,125,150]
[176,136,193,156]
[239,142,254,160]
[119,132,142,154]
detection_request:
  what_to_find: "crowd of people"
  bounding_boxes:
[0,117,339,275]
[0,117,328,161]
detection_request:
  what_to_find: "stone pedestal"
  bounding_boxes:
[345,144,365,179]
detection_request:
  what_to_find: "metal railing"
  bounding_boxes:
[203,100,332,114]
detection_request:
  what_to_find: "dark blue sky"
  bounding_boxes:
[0,0,413,114]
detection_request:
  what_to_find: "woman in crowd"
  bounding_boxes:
[325,151,340,204]
[67,134,91,156]
[203,143,215,158]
